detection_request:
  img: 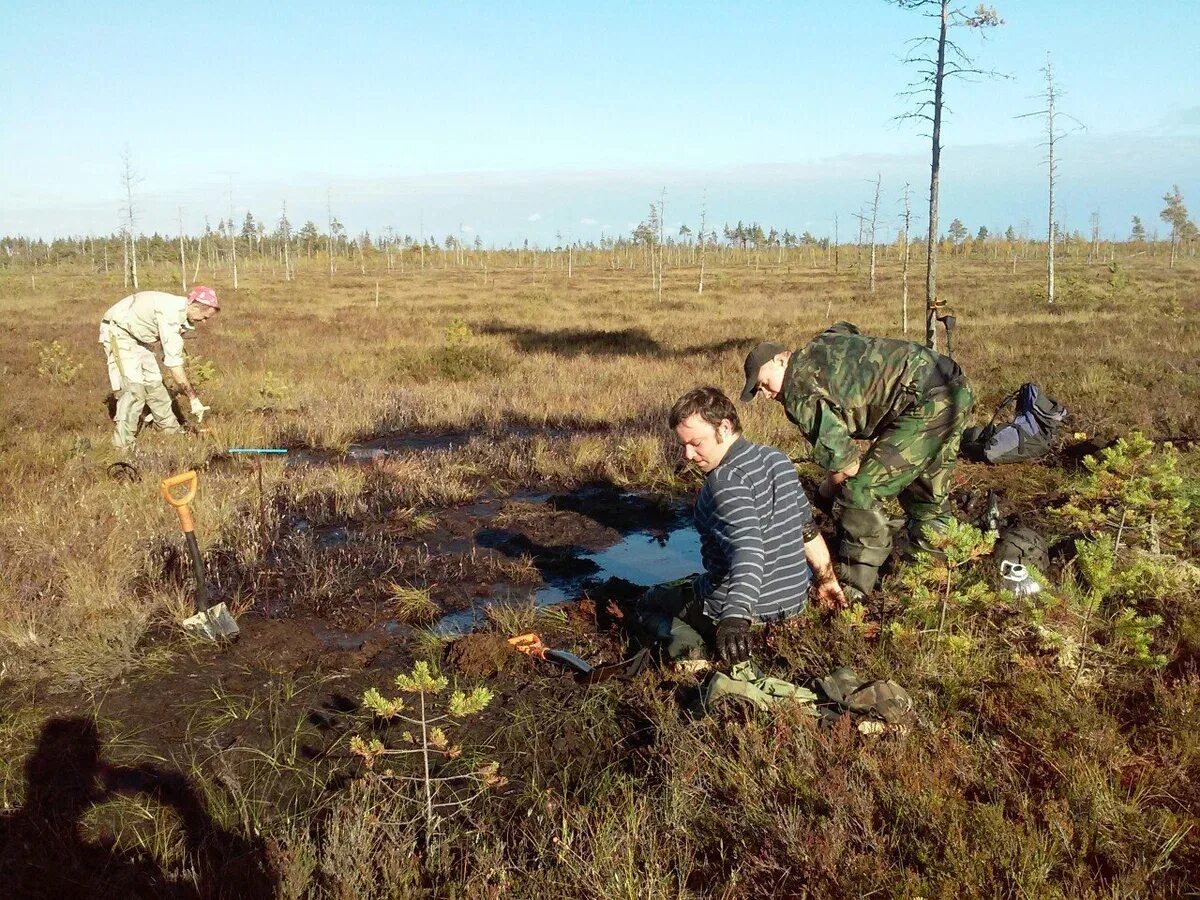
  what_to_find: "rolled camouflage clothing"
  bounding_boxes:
[780,322,973,594]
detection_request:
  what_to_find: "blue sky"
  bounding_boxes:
[2,0,1196,243]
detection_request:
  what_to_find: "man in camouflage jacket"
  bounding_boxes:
[740,322,974,599]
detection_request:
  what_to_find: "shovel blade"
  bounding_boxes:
[182,603,240,641]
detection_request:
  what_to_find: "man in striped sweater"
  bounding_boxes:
[636,386,845,665]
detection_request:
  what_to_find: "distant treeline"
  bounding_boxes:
[1,215,1193,270]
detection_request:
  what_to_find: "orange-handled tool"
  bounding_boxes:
[159,470,238,640]
[161,470,199,533]
[508,633,593,675]
[161,470,206,613]
[507,633,548,659]
[507,632,648,685]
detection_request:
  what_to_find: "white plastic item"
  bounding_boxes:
[999,560,1041,597]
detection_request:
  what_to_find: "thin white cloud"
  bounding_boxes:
[580,217,597,225]
[527,212,542,222]
[460,224,474,232]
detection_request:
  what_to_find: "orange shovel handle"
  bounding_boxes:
[507,633,547,660]
[161,470,198,533]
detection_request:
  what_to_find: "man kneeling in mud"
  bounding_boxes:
[635,387,846,666]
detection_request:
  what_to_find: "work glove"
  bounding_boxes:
[715,617,752,665]
[189,396,211,422]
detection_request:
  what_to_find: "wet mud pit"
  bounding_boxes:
[199,424,698,650]
[196,480,699,642]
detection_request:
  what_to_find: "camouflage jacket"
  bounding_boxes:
[781,323,958,472]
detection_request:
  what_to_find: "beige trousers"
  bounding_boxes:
[101,327,183,448]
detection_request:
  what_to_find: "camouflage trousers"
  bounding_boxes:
[835,377,974,594]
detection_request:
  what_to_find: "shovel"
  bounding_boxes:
[507,633,647,685]
[160,470,239,641]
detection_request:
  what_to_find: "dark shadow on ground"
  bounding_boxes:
[481,324,663,356]
[250,408,672,465]
[480,324,758,360]
[0,716,275,900]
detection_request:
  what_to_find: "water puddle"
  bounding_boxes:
[346,430,475,461]
[429,524,701,636]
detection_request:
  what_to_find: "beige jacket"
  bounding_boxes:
[100,291,192,368]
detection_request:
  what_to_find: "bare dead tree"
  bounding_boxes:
[120,148,141,291]
[281,202,292,282]
[894,0,1004,348]
[327,190,335,279]
[697,190,708,295]
[868,173,882,294]
[1017,54,1083,306]
[900,183,913,334]
[227,180,239,290]
[834,214,840,272]
[658,186,667,301]
[853,209,866,270]
[194,218,207,283]
[178,206,187,293]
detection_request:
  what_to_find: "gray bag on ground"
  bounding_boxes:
[962,383,1067,464]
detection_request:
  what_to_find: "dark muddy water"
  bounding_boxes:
[289,425,611,466]
[269,476,695,644]
[429,524,701,636]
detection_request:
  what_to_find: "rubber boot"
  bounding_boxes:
[906,516,950,562]
[834,504,893,599]
[113,383,148,449]
[836,562,879,601]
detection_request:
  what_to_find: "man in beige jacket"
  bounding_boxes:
[98,286,220,449]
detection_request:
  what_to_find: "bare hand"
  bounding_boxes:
[813,578,848,612]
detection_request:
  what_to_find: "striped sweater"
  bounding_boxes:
[693,436,812,622]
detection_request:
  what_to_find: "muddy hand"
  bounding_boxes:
[814,578,848,612]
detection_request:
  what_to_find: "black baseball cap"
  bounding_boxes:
[740,342,786,401]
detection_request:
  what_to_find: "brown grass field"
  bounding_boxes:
[0,248,1198,897]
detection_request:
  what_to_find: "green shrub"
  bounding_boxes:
[353,662,500,837]
[187,355,218,388]
[432,316,509,381]
[34,340,82,385]
[1106,260,1132,296]
[258,369,290,403]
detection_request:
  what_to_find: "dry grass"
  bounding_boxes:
[386,583,439,625]
[0,249,1197,895]
[5,251,1194,681]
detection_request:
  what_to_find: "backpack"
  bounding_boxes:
[962,383,1067,464]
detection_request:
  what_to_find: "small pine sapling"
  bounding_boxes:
[352,662,502,838]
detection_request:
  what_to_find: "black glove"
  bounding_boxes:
[715,617,752,664]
